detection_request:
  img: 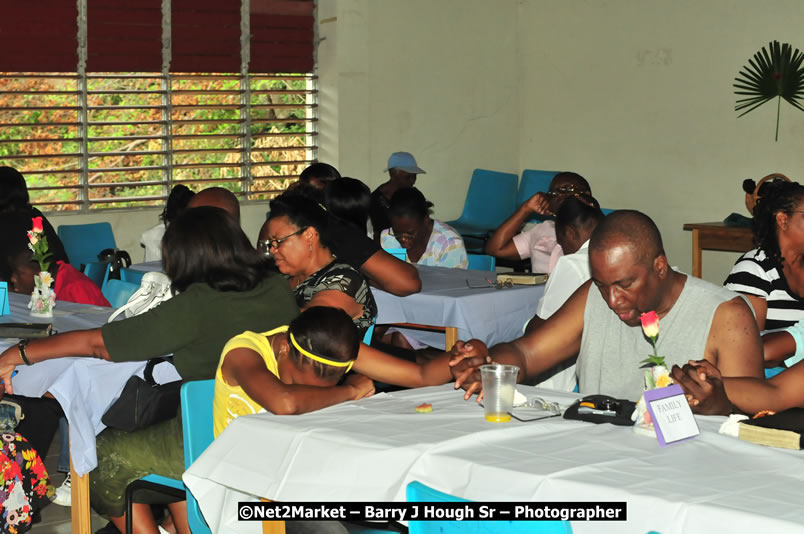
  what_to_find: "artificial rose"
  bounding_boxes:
[31,216,43,233]
[640,311,659,339]
[639,310,666,368]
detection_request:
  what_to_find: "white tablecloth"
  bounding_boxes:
[372,265,545,349]
[0,293,180,475]
[184,384,804,534]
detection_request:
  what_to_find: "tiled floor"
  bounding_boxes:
[33,428,109,533]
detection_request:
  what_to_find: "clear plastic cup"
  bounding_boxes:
[480,364,520,423]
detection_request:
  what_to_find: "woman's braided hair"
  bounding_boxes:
[752,179,804,264]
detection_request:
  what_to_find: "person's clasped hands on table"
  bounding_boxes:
[448,339,492,399]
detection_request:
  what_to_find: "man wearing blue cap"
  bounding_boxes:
[369,151,426,240]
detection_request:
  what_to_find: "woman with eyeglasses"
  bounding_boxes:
[260,192,377,336]
[379,187,468,269]
[484,172,591,274]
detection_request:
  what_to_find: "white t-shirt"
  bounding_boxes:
[529,239,591,392]
[140,223,165,262]
[511,220,562,274]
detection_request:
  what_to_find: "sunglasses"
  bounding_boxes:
[545,185,589,197]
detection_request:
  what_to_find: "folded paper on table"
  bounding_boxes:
[644,384,700,446]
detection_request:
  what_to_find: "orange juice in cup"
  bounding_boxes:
[480,364,519,423]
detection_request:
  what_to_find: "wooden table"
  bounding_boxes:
[683,222,754,278]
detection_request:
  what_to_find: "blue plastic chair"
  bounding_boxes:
[445,169,518,238]
[57,222,116,270]
[406,481,573,534]
[83,262,111,289]
[120,267,146,286]
[601,208,615,215]
[518,170,558,207]
[467,254,496,271]
[765,366,786,379]
[363,323,375,345]
[124,380,215,534]
[383,247,407,261]
[101,279,140,309]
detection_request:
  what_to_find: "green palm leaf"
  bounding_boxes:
[734,41,804,140]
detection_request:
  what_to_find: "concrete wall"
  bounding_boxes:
[45,0,804,284]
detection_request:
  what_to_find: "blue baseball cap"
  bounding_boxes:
[384,152,426,174]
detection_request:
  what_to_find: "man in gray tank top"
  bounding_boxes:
[451,211,764,415]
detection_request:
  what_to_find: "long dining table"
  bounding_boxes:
[0,292,180,534]
[184,384,804,534]
[372,265,546,350]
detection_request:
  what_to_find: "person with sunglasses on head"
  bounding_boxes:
[260,192,377,336]
[485,172,591,274]
[725,179,804,334]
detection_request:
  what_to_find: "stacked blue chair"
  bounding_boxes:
[102,279,140,309]
[467,254,496,271]
[57,222,116,269]
[120,267,146,286]
[406,481,573,534]
[445,169,518,240]
[83,262,111,289]
[124,380,215,534]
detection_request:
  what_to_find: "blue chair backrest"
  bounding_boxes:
[601,208,615,215]
[467,254,496,271]
[120,268,146,286]
[102,279,139,308]
[384,247,407,261]
[517,170,558,207]
[406,481,573,534]
[456,169,518,229]
[83,262,111,288]
[181,380,215,534]
[58,222,116,269]
[362,323,375,345]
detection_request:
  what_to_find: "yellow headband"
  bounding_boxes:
[289,332,354,373]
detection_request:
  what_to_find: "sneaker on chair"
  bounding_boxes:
[52,472,71,506]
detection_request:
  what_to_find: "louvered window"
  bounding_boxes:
[0,0,315,211]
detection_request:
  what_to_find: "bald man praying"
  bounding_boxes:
[451,210,763,415]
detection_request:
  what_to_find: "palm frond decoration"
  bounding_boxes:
[734,41,804,141]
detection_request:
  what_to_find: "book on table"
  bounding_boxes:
[496,273,548,285]
[0,322,53,339]
[738,408,804,450]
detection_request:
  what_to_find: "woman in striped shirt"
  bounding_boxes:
[725,179,804,332]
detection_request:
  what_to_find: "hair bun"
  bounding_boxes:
[745,173,791,215]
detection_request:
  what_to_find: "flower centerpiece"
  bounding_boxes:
[632,311,674,433]
[638,311,672,390]
[26,217,56,317]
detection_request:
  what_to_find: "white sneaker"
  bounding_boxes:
[51,473,71,506]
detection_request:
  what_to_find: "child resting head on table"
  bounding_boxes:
[214,306,374,436]
[215,305,472,437]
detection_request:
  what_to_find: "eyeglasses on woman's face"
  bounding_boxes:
[257,227,308,255]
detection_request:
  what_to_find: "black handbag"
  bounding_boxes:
[102,357,181,432]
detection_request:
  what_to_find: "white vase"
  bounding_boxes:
[28,272,55,318]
